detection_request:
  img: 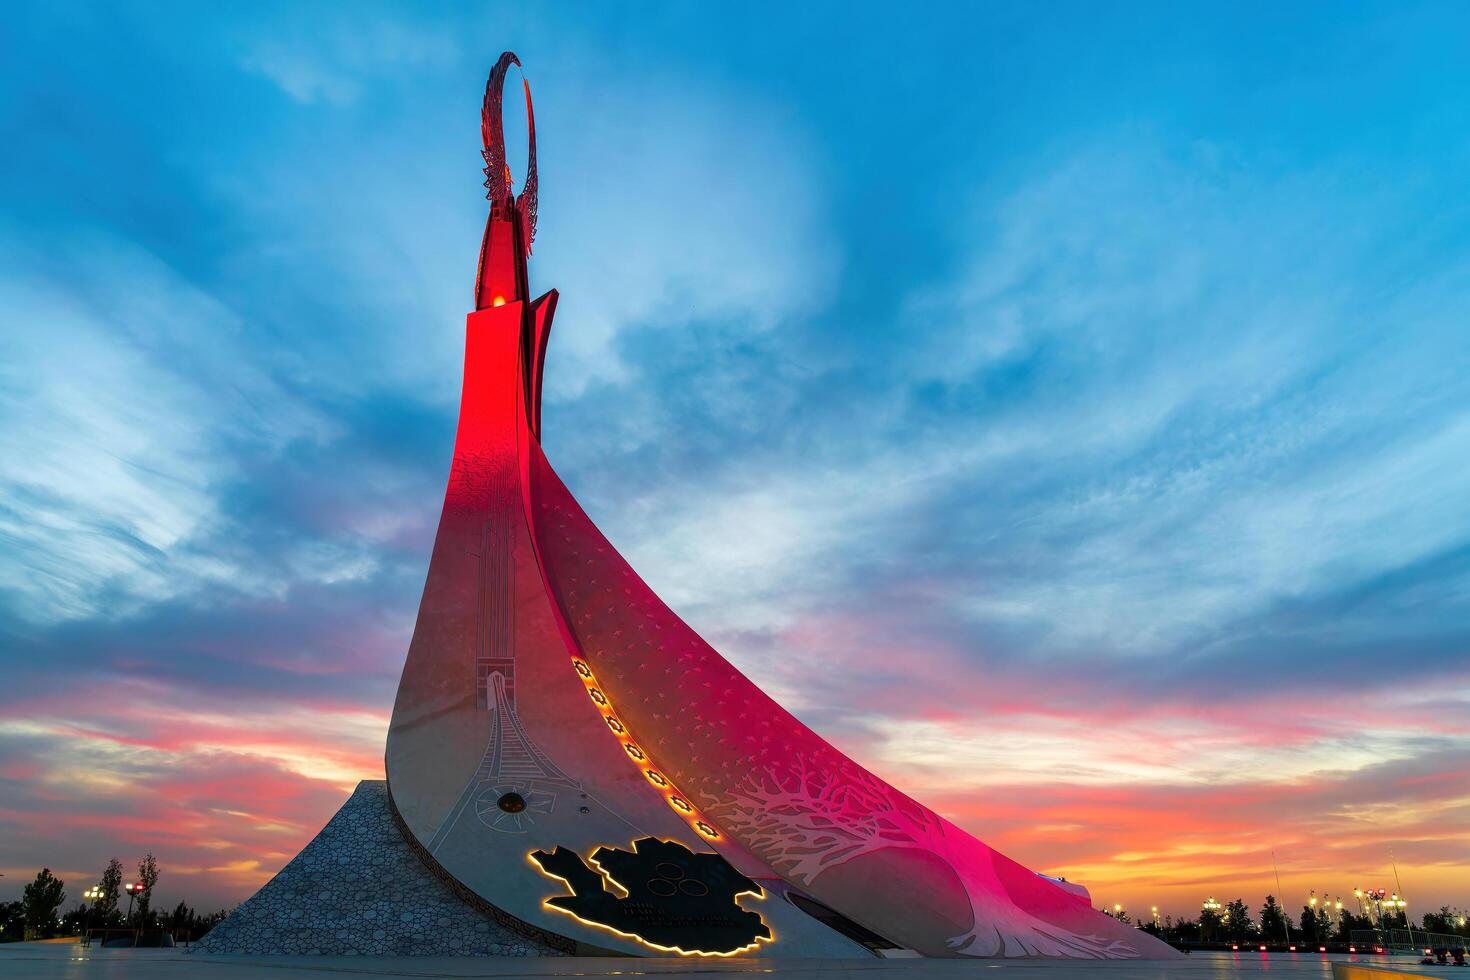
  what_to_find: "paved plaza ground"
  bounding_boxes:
[0,945,1463,980]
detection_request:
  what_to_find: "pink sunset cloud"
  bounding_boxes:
[3,0,1469,941]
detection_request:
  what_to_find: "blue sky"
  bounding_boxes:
[1,1,1468,915]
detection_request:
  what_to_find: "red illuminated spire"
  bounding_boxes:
[382,51,1183,963]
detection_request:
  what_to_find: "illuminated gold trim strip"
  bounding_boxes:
[570,658,721,840]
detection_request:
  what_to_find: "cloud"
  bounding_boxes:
[237,11,461,106]
[541,134,1470,914]
[0,232,337,623]
[2,3,1468,920]
[534,72,841,395]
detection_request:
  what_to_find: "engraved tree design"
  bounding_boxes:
[702,753,1137,959]
[701,754,940,887]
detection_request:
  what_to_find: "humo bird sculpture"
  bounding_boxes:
[385,51,1180,960]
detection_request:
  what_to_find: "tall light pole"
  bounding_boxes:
[82,886,102,946]
[1203,897,1223,942]
[123,882,141,930]
[1364,888,1389,929]
[1272,850,1292,946]
[1390,847,1412,946]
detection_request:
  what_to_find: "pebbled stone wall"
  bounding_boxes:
[195,780,563,956]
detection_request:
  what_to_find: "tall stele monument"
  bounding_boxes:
[209,54,1181,961]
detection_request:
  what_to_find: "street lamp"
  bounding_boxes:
[1362,888,1389,927]
[1203,898,1223,941]
[1152,906,1160,927]
[123,882,143,929]
[82,886,102,946]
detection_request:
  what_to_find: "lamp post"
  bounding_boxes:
[1152,906,1160,927]
[1390,894,1408,935]
[1203,897,1223,942]
[1362,888,1391,930]
[123,882,142,930]
[82,886,102,946]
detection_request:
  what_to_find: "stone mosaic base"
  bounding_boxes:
[195,780,562,956]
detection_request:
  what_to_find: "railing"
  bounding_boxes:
[82,927,179,948]
[1350,928,1467,954]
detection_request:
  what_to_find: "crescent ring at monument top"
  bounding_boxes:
[482,50,538,252]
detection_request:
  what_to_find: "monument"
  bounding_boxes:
[200,53,1180,961]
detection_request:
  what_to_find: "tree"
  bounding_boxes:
[1299,906,1318,943]
[136,853,159,922]
[1225,898,1256,942]
[1315,906,1332,940]
[1260,895,1288,943]
[1337,909,1368,942]
[1171,915,1202,943]
[195,907,230,942]
[0,901,24,942]
[97,858,123,922]
[21,869,66,941]
[167,901,191,931]
[60,903,90,938]
[1200,906,1223,941]
[1424,906,1470,937]
[1422,907,1450,933]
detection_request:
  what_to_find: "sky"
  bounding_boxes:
[1,0,1468,923]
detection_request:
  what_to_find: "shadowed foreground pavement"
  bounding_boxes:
[0,945,1463,980]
